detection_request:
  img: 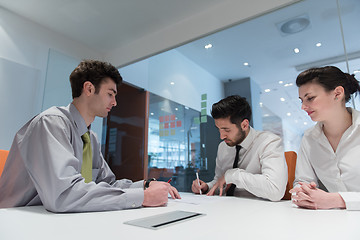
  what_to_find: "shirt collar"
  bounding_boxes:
[68,103,90,136]
[308,107,360,138]
[239,126,254,150]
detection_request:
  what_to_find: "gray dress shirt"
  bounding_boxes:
[0,104,144,212]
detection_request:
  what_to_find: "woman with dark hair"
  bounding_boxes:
[290,66,360,210]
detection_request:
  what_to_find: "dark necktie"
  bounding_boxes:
[226,145,241,196]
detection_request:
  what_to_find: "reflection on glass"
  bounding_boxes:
[174,0,360,151]
[148,93,214,192]
[114,0,360,191]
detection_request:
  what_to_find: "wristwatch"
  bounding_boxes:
[144,178,157,189]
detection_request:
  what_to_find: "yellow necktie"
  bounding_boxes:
[81,132,92,183]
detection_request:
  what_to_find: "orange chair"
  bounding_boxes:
[282,151,297,200]
[0,149,9,177]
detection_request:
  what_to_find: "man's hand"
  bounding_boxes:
[142,181,170,207]
[142,181,181,207]
[191,179,209,194]
[169,185,181,199]
[290,181,345,209]
[206,176,230,196]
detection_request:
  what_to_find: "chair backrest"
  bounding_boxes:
[282,151,297,200]
[0,149,10,177]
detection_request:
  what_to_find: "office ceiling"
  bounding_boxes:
[0,0,359,135]
[0,0,221,53]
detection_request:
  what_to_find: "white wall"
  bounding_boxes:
[120,49,224,114]
[0,7,101,150]
[0,58,40,150]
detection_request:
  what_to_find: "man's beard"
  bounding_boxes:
[224,128,246,147]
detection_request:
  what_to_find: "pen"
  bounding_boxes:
[167,178,172,183]
[196,172,202,195]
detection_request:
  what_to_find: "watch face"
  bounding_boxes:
[146,178,157,188]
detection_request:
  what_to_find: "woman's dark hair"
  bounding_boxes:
[296,66,360,102]
[69,60,123,99]
[211,95,251,125]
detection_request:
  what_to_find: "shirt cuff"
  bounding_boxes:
[339,192,360,210]
[122,188,144,209]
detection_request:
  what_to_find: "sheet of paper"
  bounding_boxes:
[169,193,230,205]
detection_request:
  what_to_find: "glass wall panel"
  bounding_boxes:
[147,93,219,192]
[173,0,359,151]
[338,0,360,108]
[116,0,360,192]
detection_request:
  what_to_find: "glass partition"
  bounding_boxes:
[117,0,360,191]
[147,93,212,191]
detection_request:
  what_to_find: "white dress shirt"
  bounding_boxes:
[294,108,360,210]
[0,104,144,212]
[207,127,288,201]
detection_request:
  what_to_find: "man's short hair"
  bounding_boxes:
[69,60,123,98]
[211,95,252,125]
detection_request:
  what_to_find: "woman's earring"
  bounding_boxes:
[335,97,338,100]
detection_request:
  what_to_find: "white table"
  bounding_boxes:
[1,192,359,240]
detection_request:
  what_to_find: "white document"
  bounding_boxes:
[169,193,230,205]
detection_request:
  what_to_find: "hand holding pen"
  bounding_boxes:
[191,171,209,194]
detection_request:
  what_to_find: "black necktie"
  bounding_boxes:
[226,145,241,196]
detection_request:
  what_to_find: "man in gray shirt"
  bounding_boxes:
[0,60,180,212]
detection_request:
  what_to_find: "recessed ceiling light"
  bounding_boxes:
[294,48,300,54]
[170,82,175,85]
[259,102,263,107]
[175,108,178,111]
[304,122,308,125]
[287,112,291,116]
[284,83,293,87]
[150,112,154,115]
[279,81,283,84]
[316,42,322,47]
[264,114,270,117]
[264,89,271,93]
[280,97,285,102]
[204,43,212,49]
[279,16,310,34]
[243,62,249,66]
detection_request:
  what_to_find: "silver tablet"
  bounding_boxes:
[124,210,205,230]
